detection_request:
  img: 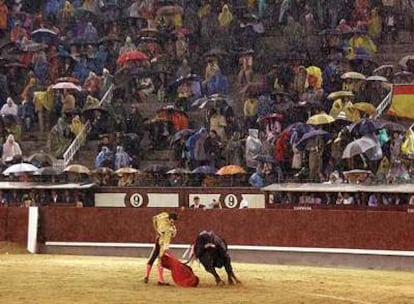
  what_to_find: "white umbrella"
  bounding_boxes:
[52,82,82,91]
[342,136,377,159]
[3,163,39,176]
[366,75,388,82]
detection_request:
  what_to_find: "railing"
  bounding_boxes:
[373,87,393,119]
[55,84,115,168]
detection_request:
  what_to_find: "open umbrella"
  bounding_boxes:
[3,163,39,176]
[144,164,170,173]
[166,168,191,174]
[34,166,63,176]
[342,136,377,159]
[203,48,229,58]
[253,154,277,163]
[21,42,48,53]
[115,167,139,175]
[117,50,149,65]
[82,105,109,115]
[353,102,377,115]
[216,165,246,175]
[327,91,354,100]
[28,152,56,166]
[64,164,91,175]
[31,28,58,43]
[347,118,377,136]
[170,129,195,145]
[92,167,114,175]
[156,5,183,16]
[341,71,366,80]
[52,82,82,91]
[399,55,414,68]
[98,34,123,44]
[296,130,331,150]
[259,113,284,123]
[375,120,406,133]
[74,8,98,22]
[56,77,80,84]
[307,113,335,125]
[366,75,388,82]
[191,166,217,174]
[372,64,394,75]
[197,94,228,110]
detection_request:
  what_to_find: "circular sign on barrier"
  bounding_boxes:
[125,192,148,208]
[223,194,239,209]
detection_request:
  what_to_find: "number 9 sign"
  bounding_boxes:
[129,193,144,208]
[224,194,238,209]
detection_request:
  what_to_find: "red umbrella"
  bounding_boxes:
[117,51,149,65]
[259,113,284,122]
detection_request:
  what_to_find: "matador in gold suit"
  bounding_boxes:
[144,212,178,285]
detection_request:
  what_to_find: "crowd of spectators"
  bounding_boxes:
[0,0,413,193]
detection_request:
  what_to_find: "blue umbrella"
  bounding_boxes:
[191,166,217,174]
[296,130,331,150]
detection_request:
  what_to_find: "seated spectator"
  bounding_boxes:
[2,134,22,164]
[368,193,378,207]
[343,193,355,205]
[190,196,205,208]
[0,98,18,118]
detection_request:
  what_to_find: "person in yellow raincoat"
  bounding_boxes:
[144,212,178,286]
[329,97,360,122]
[349,31,377,54]
[368,8,382,41]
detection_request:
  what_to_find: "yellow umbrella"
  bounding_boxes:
[63,164,91,175]
[327,91,354,100]
[341,71,366,80]
[353,102,377,115]
[115,167,140,175]
[307,113,335,125]
[216,165,246,175]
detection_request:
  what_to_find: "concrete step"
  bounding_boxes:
[139,159,178,171]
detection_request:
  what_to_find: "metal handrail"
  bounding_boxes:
[373,87,393,119]
[58,84,115,167]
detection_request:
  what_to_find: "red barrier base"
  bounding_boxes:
[161,250,199,287]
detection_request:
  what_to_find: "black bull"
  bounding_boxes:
[188,231,241,285]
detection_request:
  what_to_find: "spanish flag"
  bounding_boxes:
[388,84,414,119]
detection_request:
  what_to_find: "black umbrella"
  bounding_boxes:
[253,154,277,163]
[98,34,123,44]
[31,28,58,44]
[170,129,196,145]
[28,152,56,166]
[203,48,229,58]
[168,74,200,91]
[144,164,170,173]
[34,166,63,176]
[74,8,99,23]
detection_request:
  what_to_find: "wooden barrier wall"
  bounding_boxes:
[39,208,414,251]
[0,208,28,244]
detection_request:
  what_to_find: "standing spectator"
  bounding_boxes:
[245,128,262,170]
[114,145,131,169]
[0,0,8,39]
[95,146,113,168]
[209,108,227,142]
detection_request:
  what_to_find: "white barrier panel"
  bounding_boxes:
[27,207,39,254]
[95,193,126,207]
[147,193,179,207]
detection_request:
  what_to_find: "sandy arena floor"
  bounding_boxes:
[1,253,414,304]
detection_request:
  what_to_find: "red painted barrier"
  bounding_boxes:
[0,207,28,245]
[39,208,414,251]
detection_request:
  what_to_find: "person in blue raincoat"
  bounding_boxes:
[72,56,91,83]
[207,68,228,95]
[33,51,48,85]
[185,127,208,168]
[44,0,64,22]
